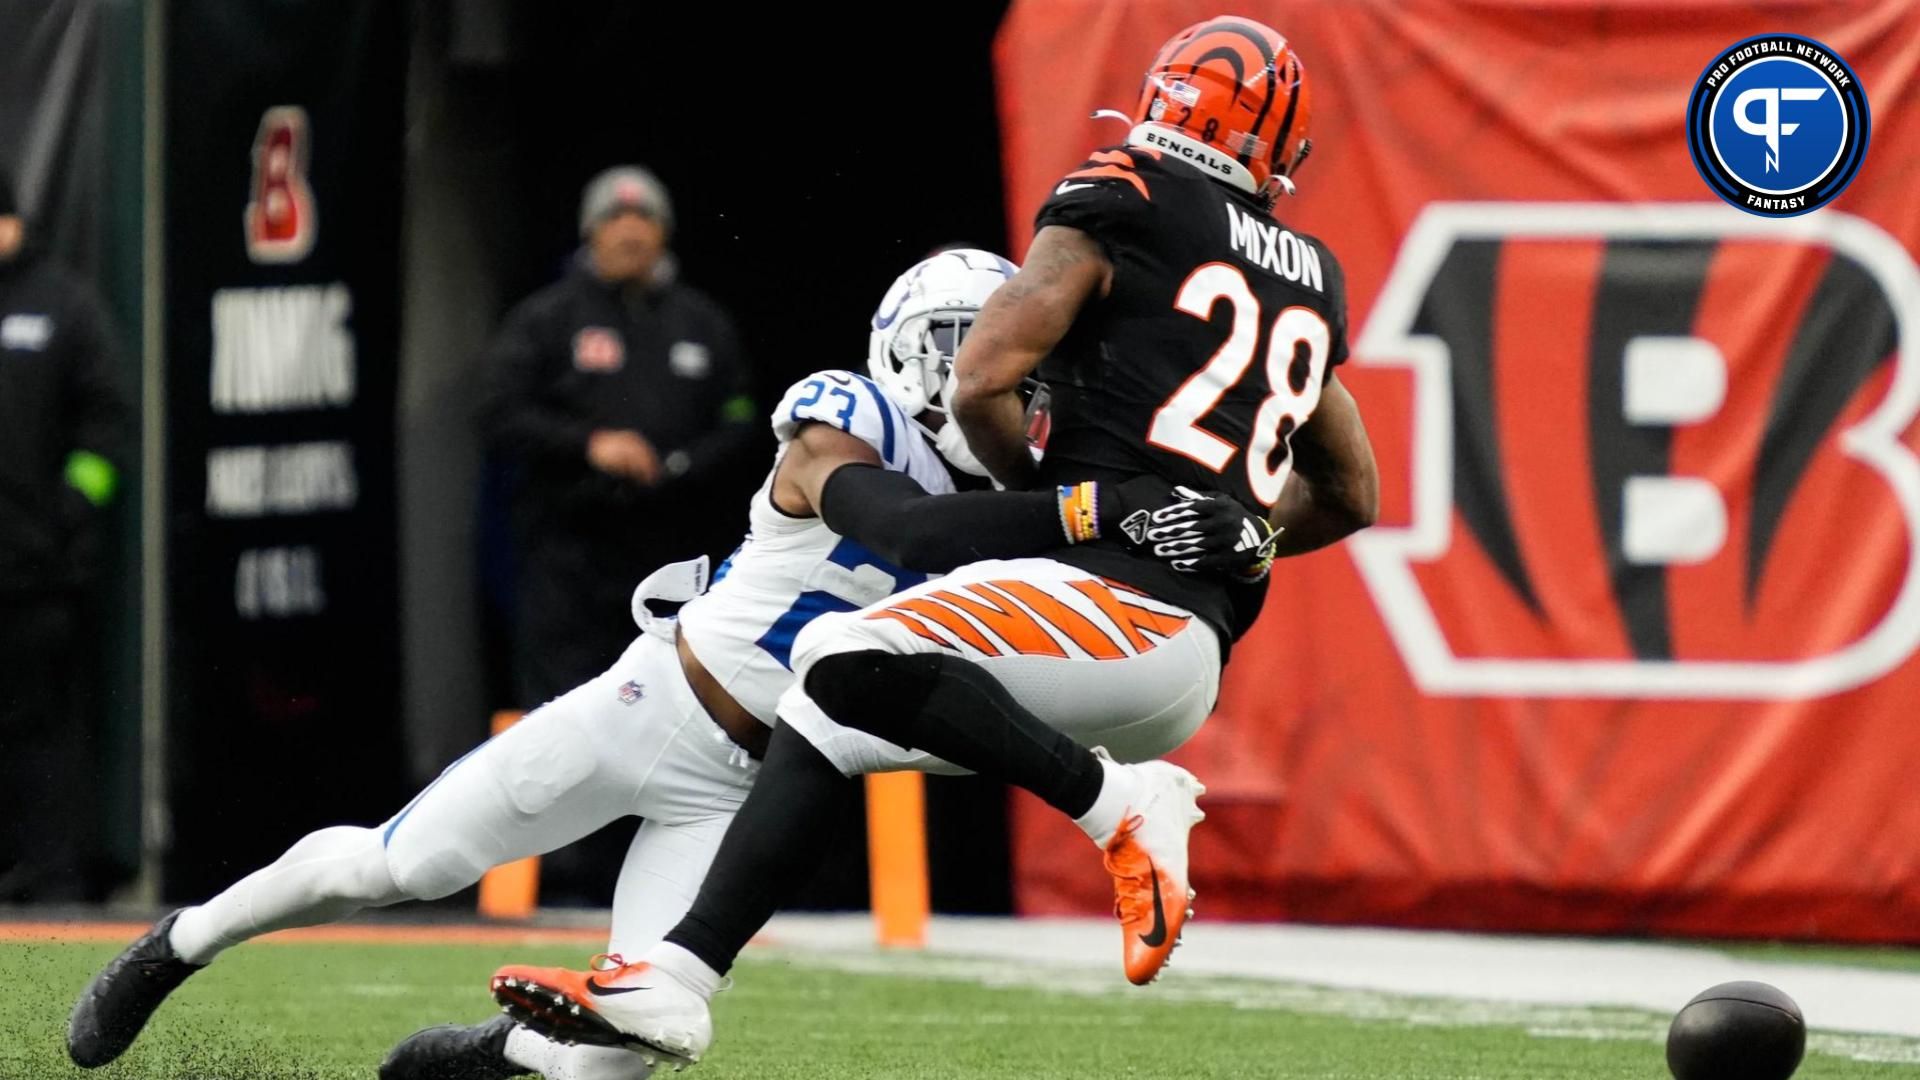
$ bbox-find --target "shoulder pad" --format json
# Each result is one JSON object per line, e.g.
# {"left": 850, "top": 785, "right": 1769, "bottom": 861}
{"left": 1051, "top": 147, "right": 1157, "bottom": 202}
{"left": 771, "top": 370, "right": 908, "bottom": 466}
{"left": 1036, "top": 148, "right": 1157, "bottom": 238}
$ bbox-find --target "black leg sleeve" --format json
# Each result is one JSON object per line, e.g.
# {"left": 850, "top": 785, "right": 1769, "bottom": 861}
{"left": 803, "top": 651, "right": 1105, "bottom": 819}
{"left": 662, "top": 723, "right": 856, "bottom": 975}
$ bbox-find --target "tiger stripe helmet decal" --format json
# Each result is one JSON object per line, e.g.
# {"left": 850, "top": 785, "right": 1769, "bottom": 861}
{"left": 1133, "top": 16, "right": 1313, "bottom": 203}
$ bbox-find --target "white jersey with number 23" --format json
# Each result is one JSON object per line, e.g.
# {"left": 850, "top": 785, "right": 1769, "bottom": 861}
{"left": 675, "top": 369, "right": 955, "bottom": 724}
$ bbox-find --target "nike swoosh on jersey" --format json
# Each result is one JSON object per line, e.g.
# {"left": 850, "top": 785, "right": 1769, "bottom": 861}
{"left": 1054, "top": 181, "right": 1096, "bottom": 194}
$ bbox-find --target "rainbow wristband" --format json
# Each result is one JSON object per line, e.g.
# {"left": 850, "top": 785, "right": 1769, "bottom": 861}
{"left": 1057, "top": 482, "right": 1101, "bottom": 544}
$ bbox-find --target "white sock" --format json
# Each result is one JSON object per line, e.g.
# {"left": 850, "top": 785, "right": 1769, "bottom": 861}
{"left": 167, "top": 825, "right": 403, "bottom": 966}
{"left": 1073, "top": 756, "right": 1140, "bottom": 847}
{"left": 643, "top": 941, "right": 724, "bottom": 999}
{"left": 505, "top": 1025, "right": 655, "bottom": 1079}
{"left": 166, "top": 906, "right": 219, "bottom": 966}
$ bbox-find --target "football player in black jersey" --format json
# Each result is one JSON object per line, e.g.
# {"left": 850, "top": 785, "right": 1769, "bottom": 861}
{"left": 958, "top": 14, "right": 1378, "bottom": 639}
{"left": 483, "top": 16, "right": 1376, "bottom": 1066}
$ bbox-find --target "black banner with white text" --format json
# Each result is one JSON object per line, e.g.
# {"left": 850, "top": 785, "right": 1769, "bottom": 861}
{"left": 162, "top": 0, "right": 406, "bottom": 896}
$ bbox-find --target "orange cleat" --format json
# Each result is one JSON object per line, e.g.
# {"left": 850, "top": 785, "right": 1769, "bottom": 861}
{"left": 490, "top": 954, "right": 711, "bottom": 1068}
{"left": 1101, "top": 761, "right": 1206, "bottom": 985}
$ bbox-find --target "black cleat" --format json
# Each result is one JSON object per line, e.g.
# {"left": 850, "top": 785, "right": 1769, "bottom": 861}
{"left": 379, "top": 1015, "right": 529, "bottom": 1080}
{"left": 66, "top": 909, "right": 205, "bottom": 1068}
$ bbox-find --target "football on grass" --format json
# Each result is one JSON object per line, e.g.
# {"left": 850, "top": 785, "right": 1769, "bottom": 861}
{"left": 1666, "top": 980, "right": 1806, "bottom": 1080}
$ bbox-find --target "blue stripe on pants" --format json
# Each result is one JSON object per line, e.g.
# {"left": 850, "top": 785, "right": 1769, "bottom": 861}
{"left": 382, "top": 741, "right": 488, "bottom": 847}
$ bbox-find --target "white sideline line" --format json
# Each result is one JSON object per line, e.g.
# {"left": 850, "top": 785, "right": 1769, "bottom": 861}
{"left": 754, "top": 914, "right": 1920, "bottom": 1060}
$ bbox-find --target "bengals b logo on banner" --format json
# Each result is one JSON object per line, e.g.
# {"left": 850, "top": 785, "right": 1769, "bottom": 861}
{"left": 1353, "top": 203, "right": 1920, "bottom": 700}
{"left": 244, "top": 106, "right": 316, "bottom": 265}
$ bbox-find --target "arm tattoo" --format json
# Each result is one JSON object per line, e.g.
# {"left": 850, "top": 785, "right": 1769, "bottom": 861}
{"left": 1003, "top": 228, "right": 1103, "bottom": 306}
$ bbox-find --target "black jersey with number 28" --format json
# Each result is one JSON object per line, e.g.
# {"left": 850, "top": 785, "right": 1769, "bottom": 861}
{"left": 1033, "top": 144, "right": 1351, "bottom": 648}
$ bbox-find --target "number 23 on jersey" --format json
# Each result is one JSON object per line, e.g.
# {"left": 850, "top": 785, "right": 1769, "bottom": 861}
{"left": 1147, "top": 262, "right": 1330, "bottom": 506}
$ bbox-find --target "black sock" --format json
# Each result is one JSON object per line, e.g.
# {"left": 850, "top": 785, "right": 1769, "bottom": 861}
{"left": 662, "top": 723, "right": 855, "bottom": 975}
{"left": 803, "top": 651, "right": 1106, "bottom": 819}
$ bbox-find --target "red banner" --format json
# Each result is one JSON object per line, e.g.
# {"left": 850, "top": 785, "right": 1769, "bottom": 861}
{"left": 999, "top": 0, "right": 1920, "bottom": 941}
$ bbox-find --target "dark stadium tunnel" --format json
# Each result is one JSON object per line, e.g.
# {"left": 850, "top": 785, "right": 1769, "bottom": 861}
{"left": 152, "top": 0, "right": 1021, "bottom": 914}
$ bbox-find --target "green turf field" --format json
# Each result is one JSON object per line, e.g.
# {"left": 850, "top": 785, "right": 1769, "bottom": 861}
{"left": 6, "top": 939, "right": 1918, "bottom": 1079}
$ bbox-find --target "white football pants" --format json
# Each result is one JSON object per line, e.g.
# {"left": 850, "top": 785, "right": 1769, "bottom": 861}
{"left": 166, "top": 631, "right": 757, "bottom": 1080}
{"left": 779, "top": 557, "right": 1221, "bottom": 776}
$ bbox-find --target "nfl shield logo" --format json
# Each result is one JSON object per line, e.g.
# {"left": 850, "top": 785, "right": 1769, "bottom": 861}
{"left": 617, "top": 680, "right": 644, "bottom": 705}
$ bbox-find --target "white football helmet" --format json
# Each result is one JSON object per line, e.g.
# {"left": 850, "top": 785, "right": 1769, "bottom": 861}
{"left": 868, "top": 248, "right": 1019, "bottom": 476}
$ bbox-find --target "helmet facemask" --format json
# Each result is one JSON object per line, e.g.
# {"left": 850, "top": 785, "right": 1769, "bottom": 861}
{"left": 874, "top": 307, "right": 1052, "bottom": 478}
{"left": 867, "top": 247, "right": 1038, "bottom": 478}
{"left": 880, "top": 304, "right": 977, "bottom": 418}
{"left": 881, "top": 306, "right": 995, "bottom": 476}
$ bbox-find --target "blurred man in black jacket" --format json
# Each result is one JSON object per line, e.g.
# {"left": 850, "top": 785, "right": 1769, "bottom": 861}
{"left": 479, "top": 166, "right": 755, "bottom": 710}
{"left": 0, "top": 166, "right": 132, "bottom": 901}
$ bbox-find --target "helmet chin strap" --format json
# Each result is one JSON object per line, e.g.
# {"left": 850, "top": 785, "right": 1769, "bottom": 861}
{"left": 935, "top": 421, "right": 991, "bottom": 477}
{"left": 1258, "top": 173, "right": 1297, "bottom": 210}
{"left": 912, "top": 412, "right": 991, "bottom": 478}
{"left": 910, "top": 363, "right": 990, "bottom": 478}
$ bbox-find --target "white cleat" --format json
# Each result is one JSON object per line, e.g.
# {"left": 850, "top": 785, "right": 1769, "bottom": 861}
{"left": 490, "top": 956, "right": 713, "bottom": 1065}
{"left": 1101, "top": 759, "right": 1207, "bottom": 986}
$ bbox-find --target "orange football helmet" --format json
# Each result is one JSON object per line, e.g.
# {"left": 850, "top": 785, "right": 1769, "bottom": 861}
{"left": 1131, "top": 16, "right": 1313, "bottom": 205}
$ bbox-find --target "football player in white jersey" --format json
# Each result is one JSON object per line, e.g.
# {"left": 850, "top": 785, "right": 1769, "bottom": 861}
{"left": 481, "top": 19, "right": 1376, "bottom": 1066}
{"left": 66, "top": 249, "right": 1266, "bottom": 1080}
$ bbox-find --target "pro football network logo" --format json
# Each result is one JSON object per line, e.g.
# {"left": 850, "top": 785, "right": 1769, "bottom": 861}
{"left": 1351, "top": 203, "right": 1920, "bottom": 700}
{"left": 1686, "top": 34, "right": 1869, "bottom": 218}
